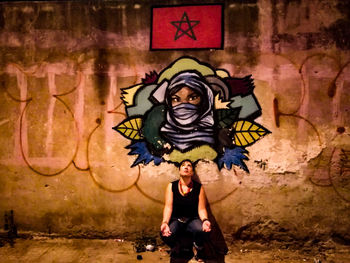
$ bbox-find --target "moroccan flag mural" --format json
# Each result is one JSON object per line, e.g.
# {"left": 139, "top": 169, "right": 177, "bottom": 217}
{"left": 151, "top": 4, "right": 224, "bottom": 50}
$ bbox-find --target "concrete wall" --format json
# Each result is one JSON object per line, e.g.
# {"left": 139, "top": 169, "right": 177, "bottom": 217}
{"left": 0, "top": 0, "right": 349, "bottom": 242}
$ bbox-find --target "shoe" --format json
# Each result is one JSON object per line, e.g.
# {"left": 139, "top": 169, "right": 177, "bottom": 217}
{"left": 170, "top": 246, "right": 194, "bottom": 260}
{"left": 195, "top": 250, "right": 205, "bottom": 262}
{"left": 170, "top": 245, "right": 181, "bottom": 258}
{"left": 195, "top": 256, "right": 205, "bottom": 262}
{"left": 180, "top": 247, "right": 194, "bottom": 260}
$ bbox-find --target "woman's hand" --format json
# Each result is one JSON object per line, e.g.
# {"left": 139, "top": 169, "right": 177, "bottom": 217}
{"left": 202, "top": 220, "right": 211, "bottom": 232}
{"left": 160, "top": 223, "right": 172, "bottom": 237}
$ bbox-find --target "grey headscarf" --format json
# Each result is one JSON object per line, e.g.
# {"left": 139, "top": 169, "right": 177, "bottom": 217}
{"left": 159, "top": 71, "right": 215, "bottom": 151}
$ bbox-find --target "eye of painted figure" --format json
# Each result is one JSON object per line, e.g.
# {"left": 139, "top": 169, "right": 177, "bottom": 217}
{"left": 188, "top": 94, "right": 199, "bottom": 102}
{"left": 171, "top": 86, "right": 201, "bottom": 107}
{"left": 171, "top": 96, "right": 180, "bottom": 103}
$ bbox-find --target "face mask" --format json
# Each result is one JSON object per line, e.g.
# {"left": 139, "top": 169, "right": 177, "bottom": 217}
{"left": 171, "top": 103, "right": 200, "bottom": 126}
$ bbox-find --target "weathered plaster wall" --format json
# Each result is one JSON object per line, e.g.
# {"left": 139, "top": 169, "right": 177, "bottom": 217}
{"left": 0, "top": 0, "right": 349, "bottom": 242}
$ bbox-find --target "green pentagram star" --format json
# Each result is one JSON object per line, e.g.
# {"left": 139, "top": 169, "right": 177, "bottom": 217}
{"left": 170, "top": 12, "right": 200, "bottom": 41}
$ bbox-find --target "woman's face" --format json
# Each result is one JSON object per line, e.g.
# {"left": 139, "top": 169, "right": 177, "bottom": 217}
{"left": 179, "top": 161, "right": 194, "bottom": 177}
{"left": 171, "top": 86, "right": 201, "bottom": 107}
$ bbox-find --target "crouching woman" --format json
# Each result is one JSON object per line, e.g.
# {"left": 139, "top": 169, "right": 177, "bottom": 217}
{"left": 160, "top": 160, "right": 211, "bottom": 261}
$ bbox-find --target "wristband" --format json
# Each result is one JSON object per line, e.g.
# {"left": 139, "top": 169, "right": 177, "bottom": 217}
{"left": 202, "top": 218, "right": 209, "bottom": 223}
{"left": 162, "top": 221, "right": 168, "bottom": 225}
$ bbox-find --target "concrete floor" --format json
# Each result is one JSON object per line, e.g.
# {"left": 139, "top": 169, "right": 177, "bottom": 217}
{"left": 1, "top": 237, "right": 350, "bottom": 263}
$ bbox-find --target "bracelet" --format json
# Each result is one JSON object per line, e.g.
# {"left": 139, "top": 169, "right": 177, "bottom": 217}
{"left": 202, "top": 218, "right": 209, "bottom": 223}
{"left": 162, "top": 221, "right": 168, "bottom": 225}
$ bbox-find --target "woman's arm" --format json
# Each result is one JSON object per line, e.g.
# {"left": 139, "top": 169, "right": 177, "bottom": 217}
{"left": 198, "top": 186, "right": 211, "bottom": 232}
{"left": 162, "top": 183, "right": 173, "bottom": 223}
{"left": 161, "top": 183, "right": 173, "bottom": 236}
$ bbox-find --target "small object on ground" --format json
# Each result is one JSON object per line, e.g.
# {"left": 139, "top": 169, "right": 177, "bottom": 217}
{"left": 134, "top": 236, "right": 157, "bottom": 252}
{"left": 134, "top": 243, "right": 146, "bottom": 253}
{"left": 137, "top": 254, "right": 143, "bottom": 260}
{"left": 146, "top": 244, "right": 155, "bottom": 251}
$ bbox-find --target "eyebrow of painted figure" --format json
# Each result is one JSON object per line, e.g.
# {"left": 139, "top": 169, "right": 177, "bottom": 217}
{"left": 188, "top": 92, "right": 199, "bottom": 98}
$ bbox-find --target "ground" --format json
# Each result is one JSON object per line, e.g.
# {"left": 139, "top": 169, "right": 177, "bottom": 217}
{"left": 1, "top": 236, "right": 350, "bottom": 263}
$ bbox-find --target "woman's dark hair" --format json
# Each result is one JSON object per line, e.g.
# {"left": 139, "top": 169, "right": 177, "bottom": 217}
{"left": 177, "top": 159, "right": 199, "bottom": 172}
{"left": 178, "top": 159, "right": 193, "bottom": 169}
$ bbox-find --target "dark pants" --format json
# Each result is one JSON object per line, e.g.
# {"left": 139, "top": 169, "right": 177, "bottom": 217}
{"left": 161, "top": 218, "right": 207, "bottom": 250}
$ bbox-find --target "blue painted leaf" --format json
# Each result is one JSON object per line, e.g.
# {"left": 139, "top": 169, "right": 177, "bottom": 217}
{"left": 126, "top": 141, "right": 164, "bottom": 167}
{"left": 218, "top": 147, "right": 249, "bottom": 172}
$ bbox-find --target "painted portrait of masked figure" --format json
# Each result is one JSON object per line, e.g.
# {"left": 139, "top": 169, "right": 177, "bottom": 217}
{"left": 152, "top": 71, "right": 215, "bottom": 152}
{"left": 113, "top": 56, "right": 270, "bottom": 172}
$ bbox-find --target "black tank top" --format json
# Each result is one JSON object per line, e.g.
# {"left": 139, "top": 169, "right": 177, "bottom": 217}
{"left": 171, "top": 180, "right": 201, "bottom": 219}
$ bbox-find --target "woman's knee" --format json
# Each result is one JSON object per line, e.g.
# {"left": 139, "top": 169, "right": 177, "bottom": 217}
{"left": 186, "top": 219, "right": 203, "bottom": 233}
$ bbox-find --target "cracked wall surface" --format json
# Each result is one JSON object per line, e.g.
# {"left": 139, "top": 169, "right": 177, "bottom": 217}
{"left": 0, "top": 0, "right": 349, "bottom": 242}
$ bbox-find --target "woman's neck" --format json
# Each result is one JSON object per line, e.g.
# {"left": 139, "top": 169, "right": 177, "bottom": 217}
{"left": 180, "top": 176, "right": 192, "bottom": 185}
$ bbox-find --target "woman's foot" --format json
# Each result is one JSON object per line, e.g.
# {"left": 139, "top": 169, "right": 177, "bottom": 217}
{"left": 170, "top": 245, "right": 193, "bottom": 260}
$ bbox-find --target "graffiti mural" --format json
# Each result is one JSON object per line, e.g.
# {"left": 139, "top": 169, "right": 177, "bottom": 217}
{"left": 113, "top": 57, "right": 270, "bottom": 172}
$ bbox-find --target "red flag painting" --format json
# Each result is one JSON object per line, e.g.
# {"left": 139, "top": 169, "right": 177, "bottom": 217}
{"left": 150, "top": 4, "right": 224, "bottom": 50}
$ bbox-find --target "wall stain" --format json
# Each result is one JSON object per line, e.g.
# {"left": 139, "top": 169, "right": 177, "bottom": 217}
{"left": 324, "top": 19, "right": 350, "bottom": 50}
{"left": 227, "top": 4, "right": 259, "bottom": 36}
{"left": 270, "top": 0, "right": 279, "bottom": 53}
{"left": 323, "top": 2, "right": 350, "bottom": 50}
{"left": 0, "top": 5, "right": 4, "bottom": 30}
{"left": 93, "top": 3, "right": 110, "bottom": 104}
{"left": 282, "top": 0, "right": 302, "bottom": 20}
